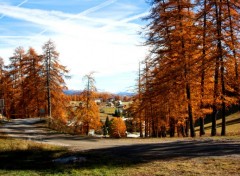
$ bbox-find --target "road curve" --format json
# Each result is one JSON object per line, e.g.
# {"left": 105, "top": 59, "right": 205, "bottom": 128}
{"left": 0, "top": 118, "right": 174, "bottom": 150}
{"left": 1, "top": 118, "right": 240, "bottom": 160}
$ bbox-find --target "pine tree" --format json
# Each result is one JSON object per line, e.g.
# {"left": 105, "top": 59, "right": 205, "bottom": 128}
{"left": 103, "top": 116, "right": 110, "bottom": 136}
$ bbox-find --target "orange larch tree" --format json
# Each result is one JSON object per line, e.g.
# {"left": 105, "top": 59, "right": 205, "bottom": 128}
{"left": 42, "top": 40, "right": 70, "bottom": 123}
{"left": 143, "top": 0, "right": 199, "bottom": 137}
{"left": 23, "top": 47, "right": 45, "bottom": 117}
{"left": 3, "top": 40, "right": 70, "bottom": 122}
{"left": 74, "top": 72, "right": 101, "bottom": 135}
{"left": 5, "top": 47, "right": 26, "bottom": 118}
{"left": 140, "top": 0, "right": 240, "bottom": 138}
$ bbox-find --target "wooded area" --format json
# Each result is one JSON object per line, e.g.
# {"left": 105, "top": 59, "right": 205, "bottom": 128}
{"left": 0, "top": 40, "right": 69, "bottom": 121}
{"left": 0, "top": 0, "right": 239, "bottom": 138}
{"left": 129, "top": 0, "right": 240, "bottom": 137}
{"left": 0, "top": 40, "right": 105, "bottom": 134}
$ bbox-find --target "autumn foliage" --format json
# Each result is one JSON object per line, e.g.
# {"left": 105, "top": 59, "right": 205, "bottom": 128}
{"left": 66, "top": 73, "right": 101, "bottom": 135}
{"left": 0, "top": 40, "right": 69, "bottom": 125}
{"left": 130, "top": 0, "right": 240, "bottom": 137}
{"left": 109, "top": 117, "right": 127, "bottom": 138}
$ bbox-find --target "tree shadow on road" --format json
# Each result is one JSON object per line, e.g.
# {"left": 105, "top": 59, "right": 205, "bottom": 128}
{"left": 82, "top": 139, "right": 240, "bottom": 166}
{"left": 0, "top": 137, "right": 239, "bottom": 174}
{"left": 1, "top": 118, "right": 240, "bottom": 174}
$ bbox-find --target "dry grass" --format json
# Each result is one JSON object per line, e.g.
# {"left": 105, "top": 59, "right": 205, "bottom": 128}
{"left": 195, "top": 112, "right": 240, "bottom": 135}
{"left": 123, "top": 157, "right": 240, "bottom": 176}
{"left": 0, "top": 137, "right": 53, "bottom": 151}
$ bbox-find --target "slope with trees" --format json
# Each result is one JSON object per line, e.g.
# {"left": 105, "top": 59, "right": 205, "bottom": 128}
{"left": 130, "top": 0, "right": 240, "bottom": 137}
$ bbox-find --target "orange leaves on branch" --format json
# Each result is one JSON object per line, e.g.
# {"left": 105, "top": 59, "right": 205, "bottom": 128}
{"left": 109, "top": 117, "right": 127, "bottom": 138}
{"left": 2, "top": 40, "right": 70, "bottom": 121}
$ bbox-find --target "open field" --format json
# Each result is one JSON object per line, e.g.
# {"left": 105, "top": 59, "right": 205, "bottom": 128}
{"left": 100, "top": 106, "right": 115, "bottom": 121}
{"left": 101, "top": 107, "right": 115, "bottom": 115}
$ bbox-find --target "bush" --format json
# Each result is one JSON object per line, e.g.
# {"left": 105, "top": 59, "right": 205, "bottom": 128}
{"left": 109, "top": 117, "right": 126, "bottom": 138}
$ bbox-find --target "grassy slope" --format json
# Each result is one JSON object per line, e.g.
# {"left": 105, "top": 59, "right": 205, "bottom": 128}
{"left": 195, "top": 112, "right": 240, "bottom": 135}
{"left": 100, "top": 107, "right": 115, "bottom": 121}
{"left": 99, "top": 107, "right": 240, "bottom": 135}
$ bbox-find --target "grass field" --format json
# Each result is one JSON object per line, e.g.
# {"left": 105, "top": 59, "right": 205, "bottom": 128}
{"left": 101, "top": 107, "right": 116, "bottom": 114}
{"left": 100, "top": 106, "right": 115, "bottom": 121}
{"left": 195, "top": 112, "right": 240, "bottom": 135}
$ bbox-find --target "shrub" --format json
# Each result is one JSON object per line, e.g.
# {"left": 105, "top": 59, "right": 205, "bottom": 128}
{"left": 109, "top": 117, "right": 126, "bottom": 138}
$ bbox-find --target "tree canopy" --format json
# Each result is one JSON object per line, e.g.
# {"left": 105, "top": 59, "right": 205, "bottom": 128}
{"left": 130, "top": 0, "right": 240, "bottom": 137}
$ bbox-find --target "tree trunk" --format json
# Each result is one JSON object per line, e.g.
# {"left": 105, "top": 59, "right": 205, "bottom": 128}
{"left": 220, "top": 42, "right": 226, "bottom": 136}
{"left": 200, "top": 117, "right": 205, "bottom": 136}
{"left": 211, "top": 105, "right": 217, "bottom": 136}
{"left": 215, "top": 0, "right": 226, "bottom": 136}
{"left": 144, "top": 108, "right": 149, "bottom": 137}
{"left": 139, "top": 111, "right": 143, "bottom": 138}
{"left": 169, "top": 117, "right": 175, "bottom": 137}
{"left": 211, "top": 0, "right": 224, "bottom": 136}
{"left": 138, "top": 62, "right": 143, "bottom": 138}
{"left": 186, "top": 83, "right": 195, "bottom": 137}
{"left": 221, "top": 102, "right": 226, "bottom": 136}
{"left": 177, "top": 0, "right": 195, "bottom": 137}
{"left": 185, "top": 119, "right": 189, "bottom": 137}
{"left": 226, "top": 0, "right": 239, "bottom": 111}
{"left": 199, "top": 0, "right": 207, "bottom": 137}
{"left": 46, "top": 49, "right": 51, "bottom": 118}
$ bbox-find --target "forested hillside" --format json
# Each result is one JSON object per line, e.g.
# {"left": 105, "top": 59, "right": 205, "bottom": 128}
{"left": 130, "top": 0, "right": 240, "bottom": 137}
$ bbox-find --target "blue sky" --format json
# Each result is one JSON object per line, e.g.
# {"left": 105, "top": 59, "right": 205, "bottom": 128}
{"left": 0, "top": 0, "right": 150, "bottom": 93}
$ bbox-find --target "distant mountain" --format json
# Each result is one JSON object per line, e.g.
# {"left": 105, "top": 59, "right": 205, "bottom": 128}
{"left": 64, "top": 90, "right": 135, "bottom": 96}
{"left": 63, "top": 90, "right": 81, "bottom": 95}
{"left": 116, "top": 92, "right": 135, "bottom": 97}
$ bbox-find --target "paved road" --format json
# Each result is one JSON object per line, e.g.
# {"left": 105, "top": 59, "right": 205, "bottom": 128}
{"left": 1, "top": 118, "right": 240, "bottom": 160}
{"left": 0, "top": 118, "right": 174, "bottom": 150}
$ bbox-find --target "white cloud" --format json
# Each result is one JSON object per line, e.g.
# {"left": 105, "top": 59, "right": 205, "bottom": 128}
{"left": 0, "top": 0, "right": 149, "bottom": 92}
{"left": 0, "top": 0, "right": 28, "bottom": 17}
